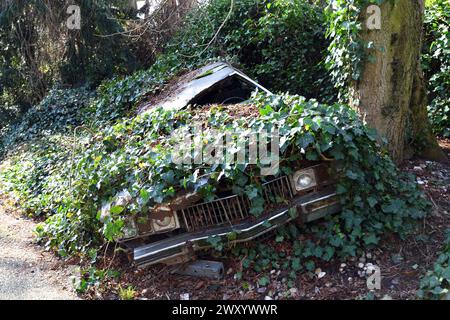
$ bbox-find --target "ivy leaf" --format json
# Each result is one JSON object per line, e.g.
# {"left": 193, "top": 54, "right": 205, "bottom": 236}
{"left": 291, "top": 257, "right": 301, "bottom": 271}
{"left": 305, "top": 150, "right": 319, "bottom": 160}
{"left": 382, "top": 199, "right": 405, "bottom": 213}
{"left": 110, "top": 205, "right": 124, "bottom": 215}
{"left": 367, "top": 196, "right": 378, "bottom": 208}
{"left": 305, "top": 260, "right": 315, "bottom": 272}
{"left": 441, "top": 266, "right": 450, "bottom": 280}
{"left": 140, "top": 189, "right": 150, "bottom": 204}
{"left": 296, "top": 133, "right": 315, "bottom": 149}
{"left": 363, "top": 234, "right": 378, "bottom": 245}
{"left": 258, "top": 276, "right": 270, "bottom": 286}
{"left": 245, "top": 186, "right": 259, "bottom": 200}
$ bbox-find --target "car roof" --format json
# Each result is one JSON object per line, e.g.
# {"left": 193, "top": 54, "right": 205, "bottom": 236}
{"left": 140, "top": 62, "right": 272, "bottom": 113}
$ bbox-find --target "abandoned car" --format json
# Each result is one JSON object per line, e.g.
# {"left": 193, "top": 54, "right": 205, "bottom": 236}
{"left": 119, "top": 62, "right": 342, "bottom": 266}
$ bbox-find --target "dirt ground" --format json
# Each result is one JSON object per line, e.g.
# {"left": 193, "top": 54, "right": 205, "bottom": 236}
{"left": 0, "top": 196, "right": 79, "bottom": 300}
{"left": 0, "top": 139, "right": 448, "bottom": 300}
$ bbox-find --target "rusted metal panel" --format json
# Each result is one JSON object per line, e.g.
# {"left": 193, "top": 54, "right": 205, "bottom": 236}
{"left": 173, "top": 260, "right": 224, "bottom": 280}
{"left": 141, "top": 62, "right": 272, "bottom": 112}
{"left": 180, "top": 194, "right": 251, "bottom": 232}
{"left": 133, "top": 187, "right": 341, "bottom": 266}
{"left": 178, "top": 175, "right": 295, "bottom": 233}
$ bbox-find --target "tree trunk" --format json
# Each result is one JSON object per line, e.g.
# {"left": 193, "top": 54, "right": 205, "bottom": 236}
{"left": 350, "top": 0, "right": 445, "bottom": 163}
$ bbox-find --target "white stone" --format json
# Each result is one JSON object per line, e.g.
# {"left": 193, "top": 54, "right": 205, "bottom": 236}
{"left": 180, "top": 293, "right": 190, "bottom": 300}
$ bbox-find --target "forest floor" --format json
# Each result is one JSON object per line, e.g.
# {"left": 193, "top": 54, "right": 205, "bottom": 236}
{"left": 0, "top": 139, "right": 448, "bottom": 300}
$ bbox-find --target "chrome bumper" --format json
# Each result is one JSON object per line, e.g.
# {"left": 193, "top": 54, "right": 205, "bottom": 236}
{"left": 134, "top": 188, "right": 341, "bottom": 266}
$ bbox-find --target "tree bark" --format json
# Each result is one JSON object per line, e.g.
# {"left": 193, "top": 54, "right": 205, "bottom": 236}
{"left": 350, "top": 0, "right": 445, "bottom": 163}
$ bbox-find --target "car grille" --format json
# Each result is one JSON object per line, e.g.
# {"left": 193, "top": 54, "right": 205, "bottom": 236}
{"left": 178, "top": 175, "right": 294, "bottom": 232}
{"left": 262, "top": 175, "right": 294, "bottom": 203}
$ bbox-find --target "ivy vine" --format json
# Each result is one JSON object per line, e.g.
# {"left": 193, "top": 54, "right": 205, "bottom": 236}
{"left": 325, "top": 0, "right": 385, "bottom": 102}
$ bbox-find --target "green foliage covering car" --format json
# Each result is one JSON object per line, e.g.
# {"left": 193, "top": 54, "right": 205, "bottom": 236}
{"left": 107, "top": 62, "right": 342, "bottom": 266}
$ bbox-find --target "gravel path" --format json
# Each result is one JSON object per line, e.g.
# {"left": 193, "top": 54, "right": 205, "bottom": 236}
{"left": 0, "top": 198, "right": 79, "bottom": 300}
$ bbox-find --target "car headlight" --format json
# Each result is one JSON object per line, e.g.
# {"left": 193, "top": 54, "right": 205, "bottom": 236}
{"left": 120, "top": 211, "right": 180, "bottom": 241}
{"left": 292, "top": 168, "right": 317, "bottom": 191}
{"left": 152, "top": 213, "right": 180, "bottom": 233}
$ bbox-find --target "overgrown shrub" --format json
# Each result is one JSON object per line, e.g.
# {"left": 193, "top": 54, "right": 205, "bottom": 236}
{"left": 91, "top": 54, "right": 193, "bottom": 123}
{"left": 423, "top": 0, "right": 450, "bottom": 137}
{"left": 167, "top": 0, "right": 336, "bottom": 102}
{"left": 1, "top": 93, "right": 430, "bottom": 263}
{"left": 0, "top": 0, "right": 432, "bottom": 278}
{"left": 0, "top": 87, "right": 96, "bottom": 156}
{"left": 418, "top": 229, "right": 450, "bottom": 299}
{"left": 0, "top": 0, "right": 147, "bottom": 123}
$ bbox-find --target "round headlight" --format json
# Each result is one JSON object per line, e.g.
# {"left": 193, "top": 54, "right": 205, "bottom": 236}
{"left": 297, "top": 174, "right": 313, "bottom": 188}
{"left": 154, "top": 216, "right": 172, "bottom": 227}
{"left": 292, "top": 168, "right": 317, "bottom": 191}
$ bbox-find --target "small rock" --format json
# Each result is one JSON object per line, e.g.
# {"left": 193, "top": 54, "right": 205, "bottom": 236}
{"left": 264, "top": 296, "right": 273, "bottom": 300}
{"left": 141, "top": 289, "right": 148, "bottom": 295}
{"left": 340, "top": 263, "right": 347, "bottom": 268}
{"left": 412, "top": 264, "right": 419, "bottom": 270}
{"left": 366, "top": 253, "right": 372, "bottom": 259}
{"left": 314, "top": 268, "right": 326, "bottom": 279}
{"left": 381, "top": 294, "right": 393, "bottom": 300}
{"left": 289, "top": 288, "right": 298, "bottom": 295}
{"left": 223, "top": 294, "right": 230, "bottom": 300}
{"left": 257, "top": 287, "right": 267, "bottom": 294}
{"left": 180, "top": 293, "right": 190, "bottom": 300}
{"left": 359, "top": 256, "right": 366, "bottom": 263}
{"left": 413, "top": 166, "right": 423, "bottom": 171}
{"left": 358, "top": 262, "right": 364, "bottom": 269}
